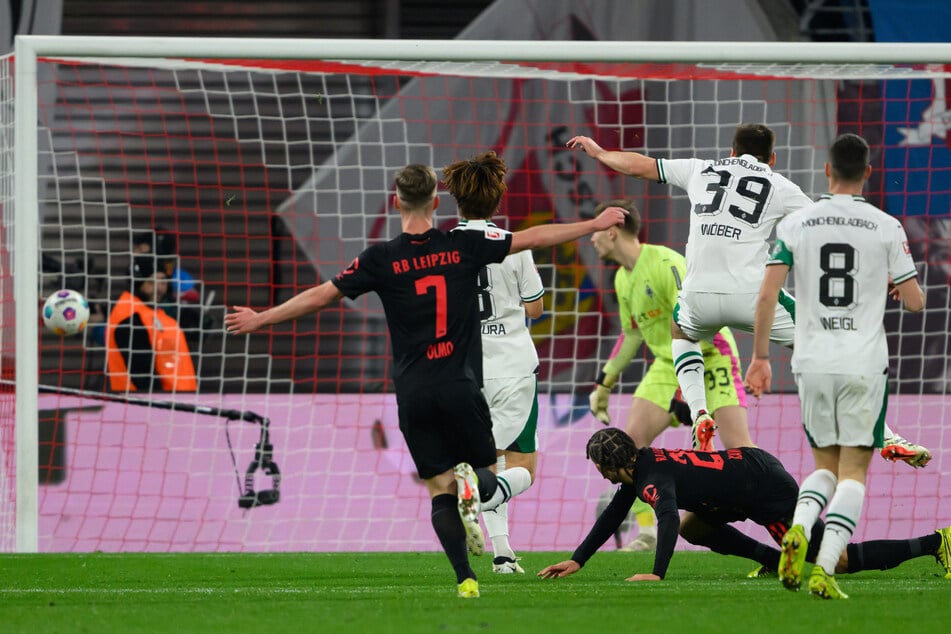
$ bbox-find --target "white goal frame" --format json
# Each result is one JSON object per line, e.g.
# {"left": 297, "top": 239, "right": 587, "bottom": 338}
{"left": 12, "top": 35, "right": 951, "bottom": 552}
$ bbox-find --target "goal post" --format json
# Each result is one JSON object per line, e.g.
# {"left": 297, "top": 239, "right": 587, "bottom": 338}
{"left": 4, "top": 36, "right": 950, "bottom": 553}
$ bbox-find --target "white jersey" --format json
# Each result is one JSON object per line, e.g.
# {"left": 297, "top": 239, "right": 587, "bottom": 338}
{"left": 453, "top": 219, "right": 544, "bottom": 378}
{"left": 658, "top": 154, "right": 813, "bottom": 294}
{"left": 769, "top": 194, "right": 918, "bottom": 375}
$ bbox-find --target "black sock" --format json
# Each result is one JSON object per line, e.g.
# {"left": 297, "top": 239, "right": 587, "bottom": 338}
{"left": 475, "top": 467, "right": 498, "bottom": 502}
{"left": 431, "top": 493, "right": 474, "bottom": 583}
{"left": 691, "top": 524, "right": 780, "bottom": 569}
{"left": 846, "top": 533, "right": 941, "bottom": 573}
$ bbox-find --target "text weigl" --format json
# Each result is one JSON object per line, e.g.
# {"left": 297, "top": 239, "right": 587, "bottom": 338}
{"left": 820, "top": 316, "right": 855, "bottom": 331}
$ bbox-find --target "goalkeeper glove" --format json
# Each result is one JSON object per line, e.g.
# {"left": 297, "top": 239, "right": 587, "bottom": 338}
{"left": 668, "top": 398, "right": 691, "bottom": 428}
{"left": 589, "top": 371, "right": 618, "bottom": 425}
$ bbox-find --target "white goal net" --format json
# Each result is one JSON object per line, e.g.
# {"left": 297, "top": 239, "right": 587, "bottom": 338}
{"left": 1, "top": 38, "right": 949, "bottom": 552}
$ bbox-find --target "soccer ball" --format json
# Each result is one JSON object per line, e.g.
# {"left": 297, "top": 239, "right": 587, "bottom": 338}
{"left": 42, "top": 289, "right": 90, "bottom": 336}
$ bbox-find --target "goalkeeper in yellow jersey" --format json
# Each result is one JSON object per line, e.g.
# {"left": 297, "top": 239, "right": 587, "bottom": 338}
{"left": 587, "top": 199, "right": 754, "bottom": 551}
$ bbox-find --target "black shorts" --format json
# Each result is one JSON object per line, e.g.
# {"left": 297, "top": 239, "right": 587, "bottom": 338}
{"left": 691, "top": 448, "right": 823, "bottom": 560}
{"left": 693, "top": 448, "right": 799, "bottom": 529}
{"left": 397, "top": 378, "right": 497, "bottom": 480}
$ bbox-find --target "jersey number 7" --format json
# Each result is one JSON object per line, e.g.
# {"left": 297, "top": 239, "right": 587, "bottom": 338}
{"left": 415, "top": 275, "right": 448, "bottom": 338}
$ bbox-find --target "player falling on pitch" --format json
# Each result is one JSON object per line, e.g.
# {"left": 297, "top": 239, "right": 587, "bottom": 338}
{"left": 586, "top": 198, "right": 752, "bottom": 552}
{"left": 538, "top": 428, "right": 951, "bottom": 586}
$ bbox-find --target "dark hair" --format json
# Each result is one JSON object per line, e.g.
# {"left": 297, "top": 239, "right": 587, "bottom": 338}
{"left": 394, "top": 164, "right": 437, "bottom": 208}
{"left": 732, "top": 124, "right": 775, "bottom": 164}
{"left": 133, "top": 228, "right": 177, "bottom": 256}
{"left": 130, "top": 254, "right": 162, "bottom": 300}
{"left": 593, "top": 199, "right": 641, "bottom": 236}
{"left": 586, "top": 428, "right": 638, "bottom": 472}
{"left": 442, "top": 151, "right": 508, "bottom": 219}
{"left": 829, "top": 133, "right": 870, "bottom": 183}
{"left": 133, "top": 231, "right": 155, "bottom": 250}
{"left": 132, "top": 254, "right": 157, "bottom": 281}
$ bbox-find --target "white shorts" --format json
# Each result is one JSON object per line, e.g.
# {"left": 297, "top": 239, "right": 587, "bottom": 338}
{"left": 482, "top": 374, "right": 539, "bottom": 453}
{"left": 674, "top": 290, "right": 796, "bottom": 347}
{"left": 795, "top": 372, "right": 888, "bottom": 449}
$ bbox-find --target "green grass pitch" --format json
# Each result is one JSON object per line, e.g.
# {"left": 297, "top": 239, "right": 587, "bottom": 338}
{"left": 1, "top": 551, "right": 948, "bottom": 633}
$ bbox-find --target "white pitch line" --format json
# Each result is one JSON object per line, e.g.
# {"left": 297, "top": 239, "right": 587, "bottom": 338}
{"left": 0, "top": 586, "right": 402, "bottom": 595}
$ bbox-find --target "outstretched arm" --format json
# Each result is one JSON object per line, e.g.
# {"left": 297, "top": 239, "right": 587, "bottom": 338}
{"left": 537, "top": 559, "right": 581, "bottom": 579}
{"left": 509, "top": 206, "right": 626, "bottom": 254}
{"left": 567, "top": 135, "right": 659, "bottom": 181}
{"left": 225, "top": 280, "right": 344, "bottom": 335}
{"left": 635, "top": 499, "right": 680, "bottom": 581}
{"left": 893, "top": 277, "right": 925, "bottom": 313}
{"left": 589, "top": 330, "right": 643, "bottom": 425}
{"left": 539, "top": 484, "right": 637, "bottom": 579}
{"left": 523, "top": 297, "right": 544, "bottom": 319}
{"left": 541, "top": 483, "right": 677, "bottom": 582}
{"left": 744, "top": 264, "right": 788, "bottom": 398}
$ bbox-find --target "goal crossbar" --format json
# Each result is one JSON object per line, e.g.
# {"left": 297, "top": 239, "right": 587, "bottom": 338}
{"left": 15, "top": 36, "right": 951, "bottom": 64}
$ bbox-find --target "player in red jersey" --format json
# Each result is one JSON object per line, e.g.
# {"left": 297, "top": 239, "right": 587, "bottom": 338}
{"left": 539, "top": 428, "right": 951, "bottom": 586}
{"left": 226, "top": 163, "right": 626, "bottom": 598}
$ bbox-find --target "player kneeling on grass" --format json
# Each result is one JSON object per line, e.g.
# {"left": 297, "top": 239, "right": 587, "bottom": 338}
{"left": 538, "top": 428, "right": 951, "bottom": 587}
{"left": 586, "top": 198, "right": 754, "bottom": 551}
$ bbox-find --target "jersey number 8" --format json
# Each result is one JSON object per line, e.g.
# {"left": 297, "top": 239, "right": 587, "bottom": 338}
{"left": 819, "top": 243, "right": 857, "bottom": 309}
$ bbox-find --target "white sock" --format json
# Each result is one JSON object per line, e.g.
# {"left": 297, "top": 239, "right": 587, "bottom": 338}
{"left": 815, "top": 479, "right": 866, "bottom": 575}
{"left": 792, "top": 469, "right": 837, "bottom": 532}
{"left": 672, "top": 338, "right": 708, "bottom": 420}
{"left": 481, "top": 466, "right": 531, "bottom": 512}
{"left": 483, "top": 503, "right": 514, "bottom": 559}
{"left": 482, "top": 455, "right": 514, "bottom": 558}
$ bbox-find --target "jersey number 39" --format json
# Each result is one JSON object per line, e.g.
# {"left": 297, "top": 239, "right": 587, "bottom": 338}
{"left": 693, "top": 166, "right": 773, "bottom": 226}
